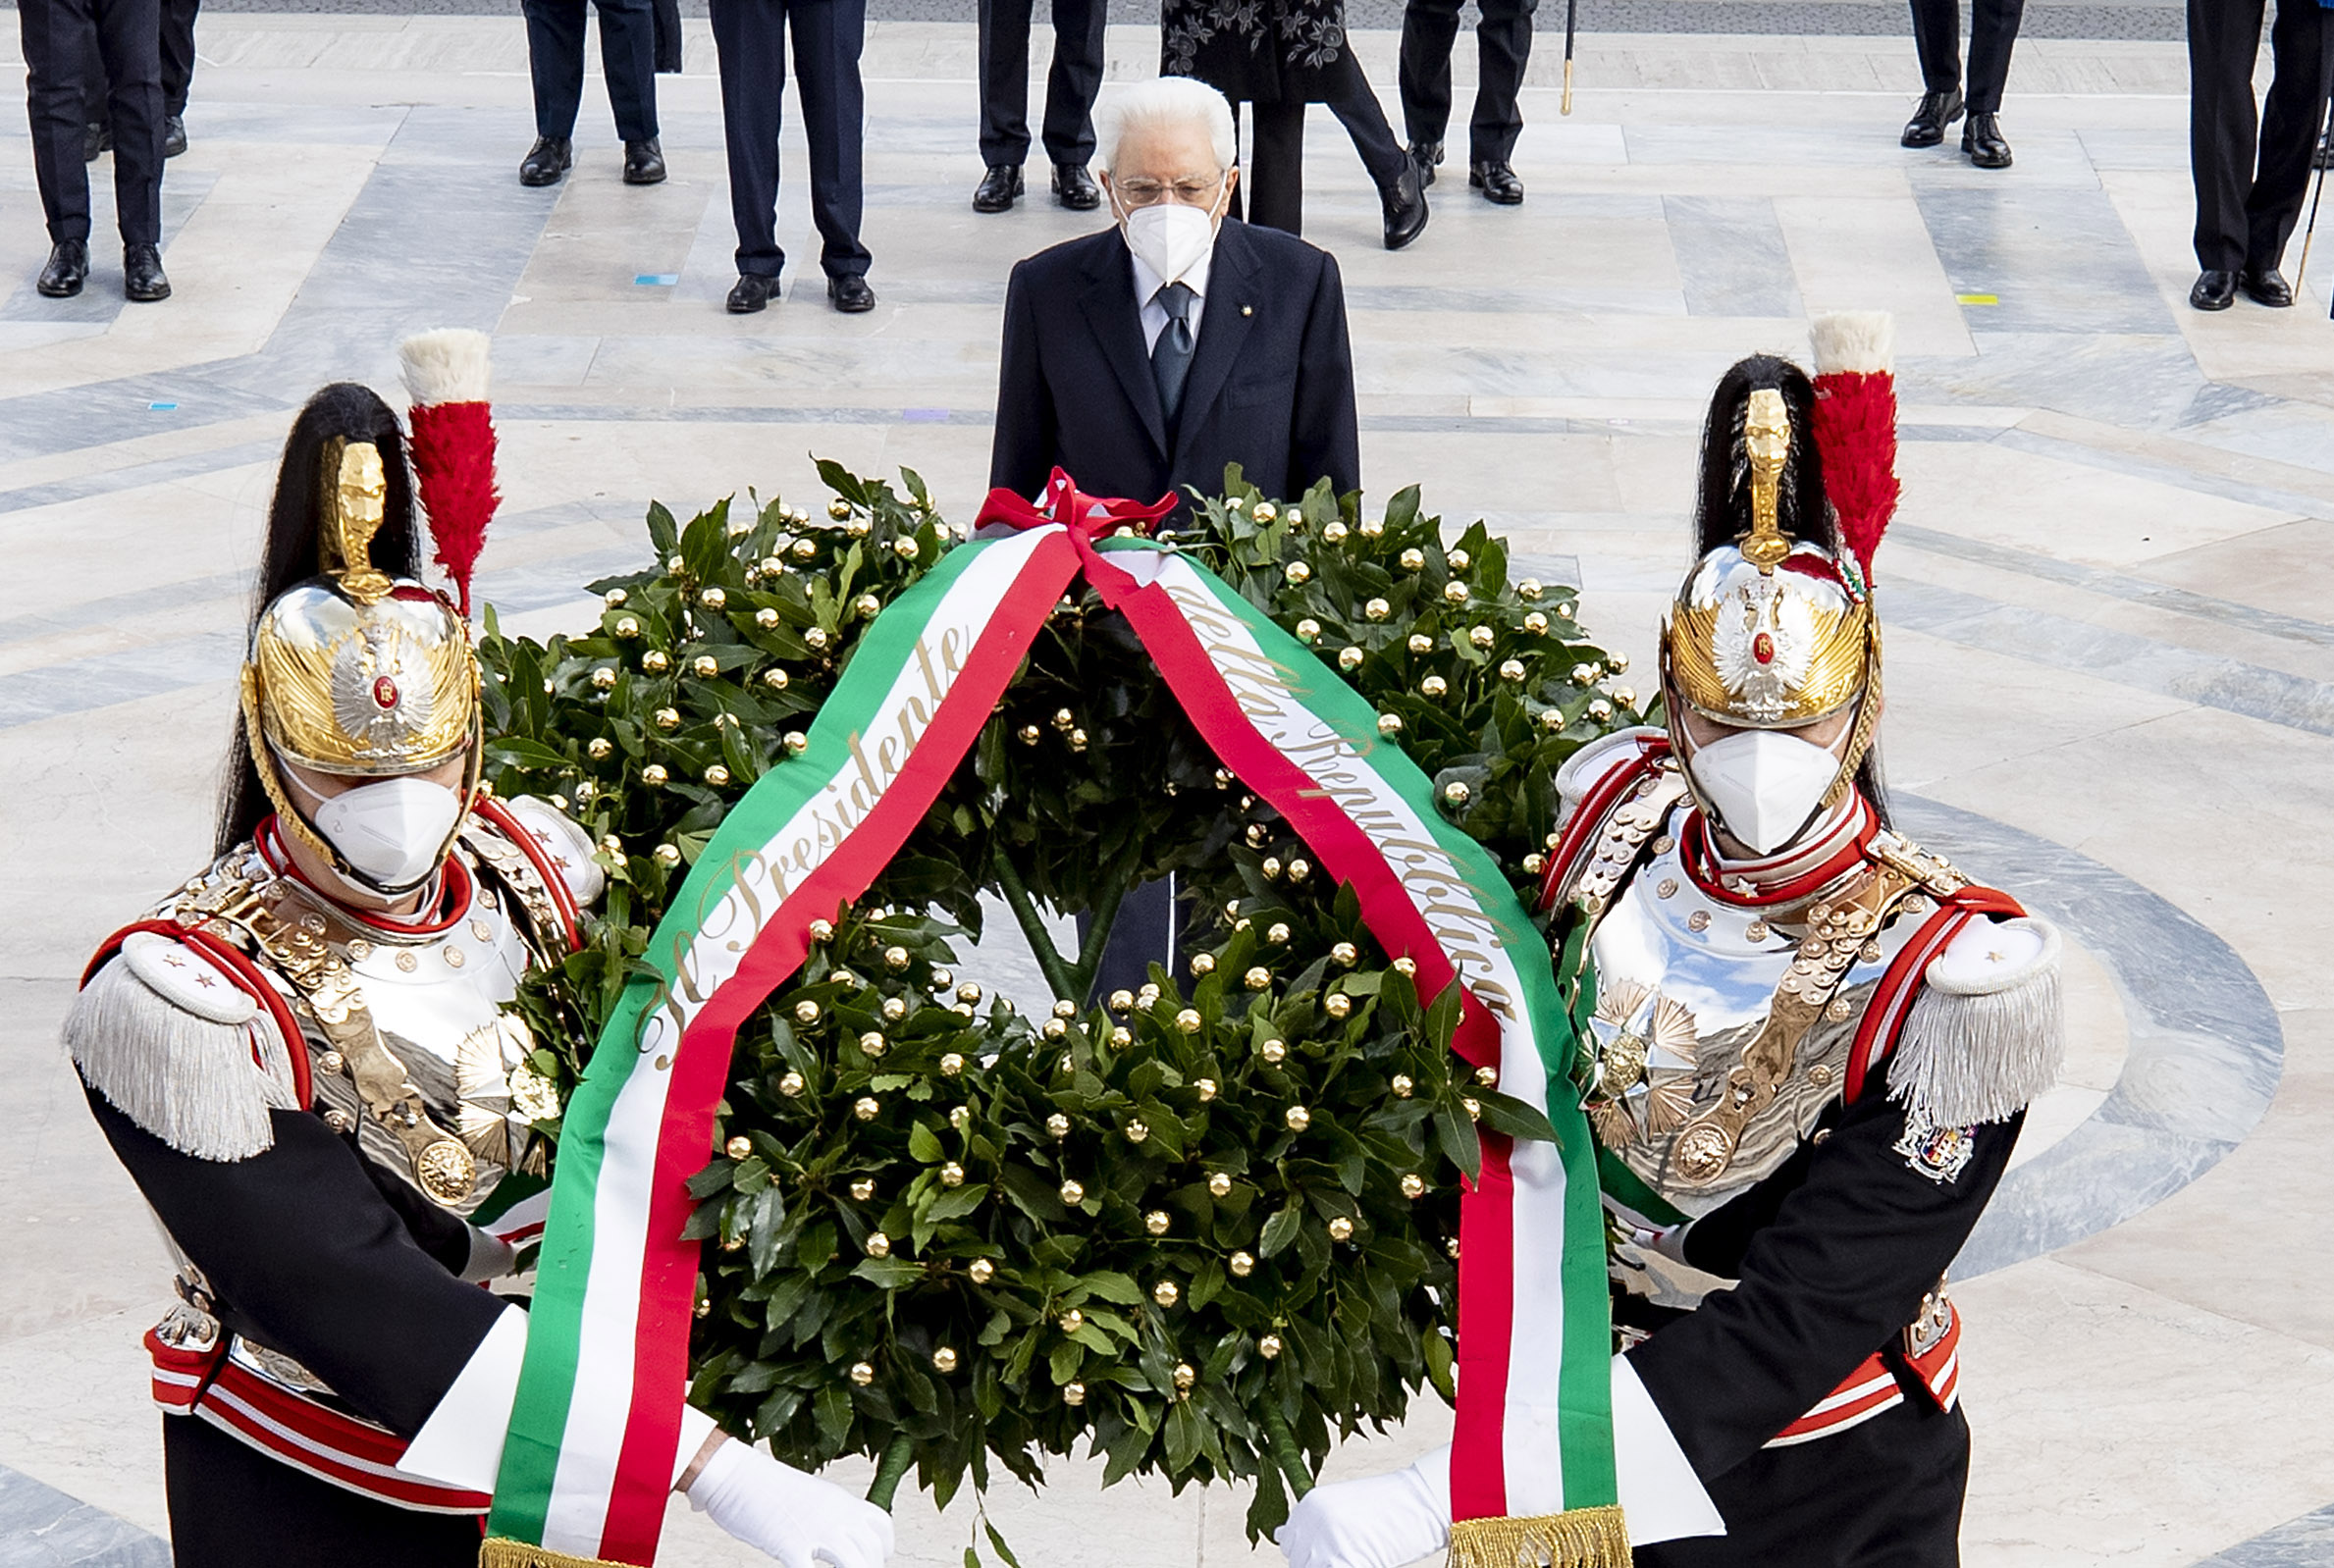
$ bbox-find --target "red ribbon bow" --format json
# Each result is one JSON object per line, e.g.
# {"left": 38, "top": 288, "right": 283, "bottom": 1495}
{"left": 974, "top": 467, "right": 1178, "bottom": 544}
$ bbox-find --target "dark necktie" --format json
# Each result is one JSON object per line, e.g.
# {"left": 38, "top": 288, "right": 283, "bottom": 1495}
{"left": 1150, "top": 282, "right": 1196, "bottom": 425}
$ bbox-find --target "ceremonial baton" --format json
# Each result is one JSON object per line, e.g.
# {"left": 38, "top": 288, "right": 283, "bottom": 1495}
{"left": 1561, "top": 0, "right": 1578, "bottom": 114}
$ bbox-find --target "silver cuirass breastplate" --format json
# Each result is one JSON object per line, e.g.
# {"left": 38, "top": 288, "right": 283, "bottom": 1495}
{"left": 1585, "top": 805, "right": 1936, "bottom": 1217}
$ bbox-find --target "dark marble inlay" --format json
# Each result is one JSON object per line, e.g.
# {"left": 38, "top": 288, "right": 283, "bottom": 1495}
{"left": 0, "top": 1463, "right": 168, "bottom": 1565}
{"left": 1892, "top": 796, "right": 2284, "bottom": 1280}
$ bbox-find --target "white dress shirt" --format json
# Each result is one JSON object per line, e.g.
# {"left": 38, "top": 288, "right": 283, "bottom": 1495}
{"left": 1130, "top": 241, "right": 1212, "bottom": 352}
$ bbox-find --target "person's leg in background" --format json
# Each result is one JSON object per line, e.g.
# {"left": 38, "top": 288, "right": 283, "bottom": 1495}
{"left": 158, "top": 0, "right": 194, "bottom": 154}
{"left": 2241, "top": 0, "right": 2333, "bottom": 295}
{"left": 1246, "top": 92, "right": 1305, "bottom": 235}
{"left": 92, "top": 0, "right": 166, "bottom": 298}
{"left": 974, "top": 0, "right": 1034, "bottom": 209}
{"left": 788, "top": 0, "right": 875, "bottom": 307}
{"left": 1321, "top": 50, "right": 1429, "bottom": 245}
{"left": 1397, "top": 0, "right": 1461, "bottom": 179}
{"left": 710, "top": 0, "right": 789, "bottom": 309}
{"left": 1464, "top": 0, "right": 1532, "bottom": 198}
{"left": 1958, "top": 0, "right": 2022, "bottom": 166}
{"left": 519, "top": 0, "right": 586, "bottom": 183}
{"left": 591, "top": 0, "right": 664, "bottom": 182}
{"left": 1037, "top": 0, "right": 1105, "bottom": 206}
{"left": 22, "top": 0, "right": 99, "bottom": 293}
{"left": 2185, "top": 0, "right": 2265, "bottom": 303}
{"left": 1901, "top": 0, "right": 1966, "bottom": 147}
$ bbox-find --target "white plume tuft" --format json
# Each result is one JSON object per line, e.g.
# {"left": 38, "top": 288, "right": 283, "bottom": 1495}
{"left": 399, "top": 328, "right": 493, "bottom": 407}
{"left": 1809, "top": 311, "right": 1895, "bottom": 376}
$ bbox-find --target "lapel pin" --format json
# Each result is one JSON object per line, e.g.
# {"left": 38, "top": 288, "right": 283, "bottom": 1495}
{"left": 1241, "top": 304, "right": 1253, "bottom": 317}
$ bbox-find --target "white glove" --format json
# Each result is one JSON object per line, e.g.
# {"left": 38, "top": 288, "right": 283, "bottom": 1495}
{"left": 1277, "top": 1445, "right": 1451, "bottom": 1568}
{"left": 685, "top": 1436, "right": 896, "bottom": 1568}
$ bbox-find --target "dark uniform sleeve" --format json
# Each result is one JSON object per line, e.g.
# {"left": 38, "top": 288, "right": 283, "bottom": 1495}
{"left": 84, "top": 1083, "right": 508, "bottom": 1438}
{"left": 989, "top": 258, "right": 1055, "bottom": 498}
{"left": 1626, "top": 1088, "right": 2025, "bottom": 1486}
{"left": 1290, "top": 248, "right": 1360, "bottom": 498}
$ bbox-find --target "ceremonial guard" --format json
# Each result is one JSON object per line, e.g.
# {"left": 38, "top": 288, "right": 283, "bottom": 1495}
{"left": 64, "top": 340, "right": 894, "bottom": 1568}
{"left": 1276, "top": 315, "right": 2062, "bottom": 1567}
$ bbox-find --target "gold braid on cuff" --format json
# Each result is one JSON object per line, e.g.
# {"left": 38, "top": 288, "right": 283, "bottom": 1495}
{"left": 1447, "top": 1506, "right": 1632, "bottom": 1568}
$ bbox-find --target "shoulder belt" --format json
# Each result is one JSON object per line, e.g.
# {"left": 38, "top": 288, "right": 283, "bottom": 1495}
{"left": 1843, "top": 877, "right": 2025, "bottom": 1108}
{"left": 464, "top": 796, "right": 582, "bottom": 954}
{"left": 84, "top": 919, "right": 313, "bottom": 1111}
{"left": 1536, "top": 738, "right": 1683, "bottom": 916}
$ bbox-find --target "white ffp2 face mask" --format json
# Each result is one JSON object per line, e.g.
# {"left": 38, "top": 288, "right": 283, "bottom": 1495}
{"left": 290, "top": 772, "right": 464, "bottom": 890}
{"left": 1685, "top": 728, "right": 1843, "bottom": 856}
{"left": 1119, "top": 195, "right": 1220, "bottom": 287}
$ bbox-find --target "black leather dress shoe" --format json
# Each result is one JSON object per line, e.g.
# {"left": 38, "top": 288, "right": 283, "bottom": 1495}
{"left": 83, "top": 122, "right": 110, "bottom": 161}
{"left": 163, "top": 114, "right": 186, "bottom": 158}
{"left": 623, "top": 138, "right": 665, "bottom": 184}
{"left": 36, "top": 240, "right": 87, "bottom": 298}
{"left": 519, "top": 136, "right": 572, "bottom": 186}
{"left": 1408, "top": 138, "right": 1443, "bottom": 187}
{"left": 1469, "top": 160, "right": 1524, "bottom": 204}
{"left": 1901, "top": 88, "right": 1962, "bottom": 148}
{"left": 1381, "top": 163, "right": 1429, "bottom": 249}
{"left": 828, "top": 273, "right": 876, "bottom": 313}
{"left": 2241, "top": 267, "right": 2294, "bottom": 307}
{"left": 973, "top": 165, "right": 1023, "bottom": 213}
{"left": 2189, "top": 270, "right": 2238, "bottom": 311}
{"left": 124, "top": 243, "right": 170, "bottom": 302}
{"left": 727, "top": 274, "right": 779, "bottom": 313}
{"left": 1962, "top": 112, "right": 2012, "bottom": 169}
{"left": 1052, "top": 162, "right": 1099, "bottom": 210}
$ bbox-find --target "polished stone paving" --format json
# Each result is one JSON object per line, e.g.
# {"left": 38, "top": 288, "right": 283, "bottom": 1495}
{"left": 0, "top": 17, "right": 2330, "bottom": 1568}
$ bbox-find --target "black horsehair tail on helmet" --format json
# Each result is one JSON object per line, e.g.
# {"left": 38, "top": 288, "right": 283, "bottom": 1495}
{"left": 1691, "top": 354, "right": 1837, "bottom": 561}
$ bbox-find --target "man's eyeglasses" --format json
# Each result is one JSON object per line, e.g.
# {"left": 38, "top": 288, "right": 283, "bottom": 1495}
{"left": 1112, "top": 174, "right": 1226, "bottom": 207}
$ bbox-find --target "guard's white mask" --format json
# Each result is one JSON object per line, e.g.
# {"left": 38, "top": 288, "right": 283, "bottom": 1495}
{"left": 1686, "top": 728, "right": 1842, "bottom": 857}
{"left": 289, "top": 772, "right": 464, "bottom": 890}
{"left": 1117, "top": 185, "right": 1224, "bottom": 287}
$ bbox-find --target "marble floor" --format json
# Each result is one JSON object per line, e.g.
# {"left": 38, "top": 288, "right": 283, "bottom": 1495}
{"left": 0, "top": 15, "right": 2330, "bottom": 1567}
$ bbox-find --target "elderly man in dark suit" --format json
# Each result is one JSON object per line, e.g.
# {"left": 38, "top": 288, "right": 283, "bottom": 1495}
{"left": 989, "top": 74, "right": 1362, "bottom": 1003}
{"left": 989, "top": 74, "right": 1360, "bottom": 523}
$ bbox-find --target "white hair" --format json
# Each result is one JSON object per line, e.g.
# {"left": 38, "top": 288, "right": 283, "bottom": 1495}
{"left": 1093, "top": 77, "right": 1238, "bottom": 176}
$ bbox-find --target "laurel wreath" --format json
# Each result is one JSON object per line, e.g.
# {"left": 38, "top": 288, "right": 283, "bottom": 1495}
{"left": 475, "top": 463, "right": 1641, "bottom": 1542}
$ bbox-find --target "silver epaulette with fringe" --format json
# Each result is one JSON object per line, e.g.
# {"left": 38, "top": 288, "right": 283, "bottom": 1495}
{"left": 1886, "top": 915, "right": 2066, "bottom": 1127}
{"left": 65, "top": 935, "right": 300, "bottom": 1162}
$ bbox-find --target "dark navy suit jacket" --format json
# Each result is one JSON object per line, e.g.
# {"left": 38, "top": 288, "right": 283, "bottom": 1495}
{"left": 988, "top": 217, "right": 1362, "bottom": 515}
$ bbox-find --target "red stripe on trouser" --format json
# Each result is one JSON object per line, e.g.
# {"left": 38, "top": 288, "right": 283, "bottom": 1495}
{"left": 149, "top": 1335, "right": 488, "bottom": 1513}
{"left": 595, "top": 538, "right": 1082, "bottom": 1562}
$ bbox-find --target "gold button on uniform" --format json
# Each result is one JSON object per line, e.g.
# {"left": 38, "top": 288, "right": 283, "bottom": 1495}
{"left": 396, "top": 951, "right": 418, "bottom": 972}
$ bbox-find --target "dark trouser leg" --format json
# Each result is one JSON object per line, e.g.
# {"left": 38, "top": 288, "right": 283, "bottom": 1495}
{"left": 165, "top": 1416, "right": 486, "bottom": 1568}
{"left": 1247, "top": 95, "right": 1305, "bottom": 235}
{"left": 1080, "top": 875, "right": 1194, "bottom": 1008}
{"left": 159, "top": 0, "right": 195, "bottom": 116}
{"left": 1397, "top": 0, "right": 1461, "bottom": 147}
{"left": 710, "top": 0, "right": 788, "bottom": 276}
{"left": 1907, "top": 0, "right": 1962, "bottom": 95}
{"left": 1322, "top": 48, "right": 1408, "bottom": 187}
{"left": 93, "top": 0, "right": 162, "bottom": 245}
{"left": 1037, "top": 0, "right": 1105, "bottom": 167}
{"left": 789, "top": 0, "right": 872, "bottom": 278}
{"left": 2245, "top": 0, "right": 2334, "bottom": 269}
{"left": 1467, "top": 0, "right": 1532, "bottom": 163}
{"left": 976, "top": 0, "right": 1034, "bottom": 166}
{"left": 1962, "top": 0, "right": 2024, "bottom": 114}
{"left": 523, "top": 0, "right": 589, "bottom": 139}
{"left": 2188, "top": 0, "right": 2268, "bottom": 270}
{"left": 1633, "top": 1400, "right": 1969, "bottom": 1568}
{"left": 592, "top": 0, "right": 660, "bottom": 140}
{"left": 22, "top": 0, "right": 97, "bottom": 242}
